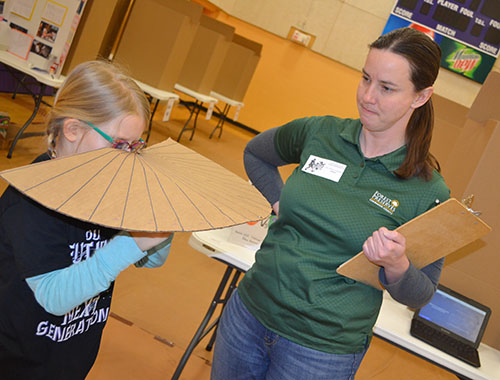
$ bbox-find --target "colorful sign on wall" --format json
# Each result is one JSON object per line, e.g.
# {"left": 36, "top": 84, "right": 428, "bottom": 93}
{"left": 384, "top": 0, "right": 499, "bottom": 83}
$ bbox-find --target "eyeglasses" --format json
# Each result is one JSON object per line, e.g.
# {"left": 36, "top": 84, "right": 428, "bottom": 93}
{"left": 85, "top": 121, "right": 145, "bottom": 152}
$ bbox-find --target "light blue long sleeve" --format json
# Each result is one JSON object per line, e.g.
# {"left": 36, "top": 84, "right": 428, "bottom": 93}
{"left": 26, "top": 233, "right": 172, "bottom": 316}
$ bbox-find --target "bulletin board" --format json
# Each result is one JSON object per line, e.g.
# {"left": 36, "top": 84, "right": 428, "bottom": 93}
{"left": 1, "top": 0, "right": 87, "bottom": 76}
{"left": 384, "top": 0, "right": 499, "bottom": 84}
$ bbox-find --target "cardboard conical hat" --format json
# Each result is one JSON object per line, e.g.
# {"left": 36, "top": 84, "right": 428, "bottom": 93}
{"left": 0, "top": 138, "right": 271, "bottom": 232}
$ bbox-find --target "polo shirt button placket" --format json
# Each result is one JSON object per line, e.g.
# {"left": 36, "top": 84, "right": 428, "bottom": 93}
{"left": 354, "top": 161, "right": 365, "bottom": 179}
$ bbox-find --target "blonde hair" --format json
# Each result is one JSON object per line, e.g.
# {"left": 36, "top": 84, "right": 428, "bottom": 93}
{"left": 46, "top": 60, "right": 150, "bottom": 156}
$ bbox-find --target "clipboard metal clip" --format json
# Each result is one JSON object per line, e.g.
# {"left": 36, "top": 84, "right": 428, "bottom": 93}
{"left": 461, "top": 194, "right": 482, "bottom": 217}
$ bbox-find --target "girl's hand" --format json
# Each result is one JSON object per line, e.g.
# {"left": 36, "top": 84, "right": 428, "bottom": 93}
{"left": 129, "top": 232, "right": 172, "bottom": 252}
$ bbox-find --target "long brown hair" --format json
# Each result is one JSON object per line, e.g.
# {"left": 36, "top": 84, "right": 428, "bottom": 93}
{"left": 370, "top": 28, "right": 441, "bottom": 180}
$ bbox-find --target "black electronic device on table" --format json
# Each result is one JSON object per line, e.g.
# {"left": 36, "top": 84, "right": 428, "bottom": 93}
{"left": 410, "top": 284, "right": 491, "bottom": 368}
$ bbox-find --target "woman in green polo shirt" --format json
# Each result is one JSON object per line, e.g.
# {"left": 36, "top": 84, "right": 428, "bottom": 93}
{"left": 211, "top": 27, "right": 450, "bottom": 380}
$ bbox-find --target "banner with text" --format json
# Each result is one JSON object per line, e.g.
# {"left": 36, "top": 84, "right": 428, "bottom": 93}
{"left": 385, "top": 0, "right": 499, "bottom": 83}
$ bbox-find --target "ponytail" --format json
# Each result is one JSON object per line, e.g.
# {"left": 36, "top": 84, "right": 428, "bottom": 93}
{"left": 394, "top": 98, "right": 440, "bottom": 180}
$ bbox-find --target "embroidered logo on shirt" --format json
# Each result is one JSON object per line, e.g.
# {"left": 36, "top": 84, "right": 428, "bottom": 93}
{"left": 369, "top": 191, "right": 399, "bottom": 215}
{"left": 302, "top": 155, "right": 346, "bottom": 182}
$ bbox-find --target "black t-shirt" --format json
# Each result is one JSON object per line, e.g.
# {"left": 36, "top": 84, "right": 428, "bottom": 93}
{"left": 0, "top": 153, "right": 119, "bottom": 379}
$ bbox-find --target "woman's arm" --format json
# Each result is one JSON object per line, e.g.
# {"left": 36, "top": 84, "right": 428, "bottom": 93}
{"left": 363, "top": 227, "right": 443, "bottom": 308}
{"left": 244, "top": 128, "right": 287, "bottom": 207}
{"left": 379, "top": 258, "right": 443, "bottom": 308}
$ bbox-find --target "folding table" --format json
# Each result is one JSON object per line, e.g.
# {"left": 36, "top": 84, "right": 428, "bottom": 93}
{"left": 174, "top": 83, "right": 218, "bottom": 142}
{"left": 0, "top": 51, "right": 64, "bottom": 158}
{"left": 171, "top": 227, "right": 255, "bottom": 380}
{"left": 209, "top": 91, "right": 244, "bottom": 139}
{"left": 172, "top": 228, "right": 500, "bottom": 380}
{"left": 133, "top": 80, "right": 179, "bottom": 143}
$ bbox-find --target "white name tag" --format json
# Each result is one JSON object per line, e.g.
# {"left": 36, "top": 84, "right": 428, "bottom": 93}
{"left": 302, "top": 155, "right": 346, "bottom": 182}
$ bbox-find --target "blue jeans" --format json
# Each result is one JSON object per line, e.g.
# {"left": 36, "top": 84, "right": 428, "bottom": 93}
{"left": 211, "top": 290, "right": 368, "bottom": 380}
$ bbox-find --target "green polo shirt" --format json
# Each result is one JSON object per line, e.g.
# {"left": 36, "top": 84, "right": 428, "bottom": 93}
{"left": 238, "top": 116, "right": 450, "bottom": 354}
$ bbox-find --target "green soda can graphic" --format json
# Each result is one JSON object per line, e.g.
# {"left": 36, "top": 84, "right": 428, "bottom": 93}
{"left": 440, "top": 39, "right": 496, "bottom": 83}
{"left": 447, "top": 48, "right": 482, "bottom": 77}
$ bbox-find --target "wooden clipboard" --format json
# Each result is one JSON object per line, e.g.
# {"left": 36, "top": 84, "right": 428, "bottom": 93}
{"left": 336, "top": 198, "right": 491, "bottom": 290}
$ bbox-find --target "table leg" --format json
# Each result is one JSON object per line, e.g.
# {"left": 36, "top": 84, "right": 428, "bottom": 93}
{"left": 205, "top": 269, "right": 241, "bottom": 351}
{"left": 7, "top": 83, "right": 46, "bottom": 159}
{"left": 146, "top": 98, "right": 159, "bottom": 143}
{"left": 209, "top": 104, "right": 230, "bottom": 139}
{"left": 12, "top": 74, "right": 26, "bottom": 100}
{"left": 171, "top": 266, "right": 241, "bottom": 380}
{"left": 177, "top": 100, "right": 201, "bottom": 142}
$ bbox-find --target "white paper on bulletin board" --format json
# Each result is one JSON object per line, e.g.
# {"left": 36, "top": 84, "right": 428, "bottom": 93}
{"left": 11, "top": 0, "right": 36, "bottom": 21}
{"left": 41, "top": 0, "right": 67, "bottom": 27}
{"left": 8, "top": 28, "right": 33, "bottom": 59}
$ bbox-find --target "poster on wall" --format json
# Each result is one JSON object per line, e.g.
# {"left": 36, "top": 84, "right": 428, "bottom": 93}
{"left": 2, "top": 0, "right": 87, "bottom": 76}
{"left": 385, "top": 0, "right": 500, "bottom": 84}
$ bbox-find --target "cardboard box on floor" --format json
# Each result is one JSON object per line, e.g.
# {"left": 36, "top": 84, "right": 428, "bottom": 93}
{"left": 176, "top": 15, "right": 234, "bottom": 94}
{"left": 113, "top": 0, "right": 202, "bottom": 92}
{"left": 212, "top": 34, "right": 262, "bottom": 102}
{"left": 61, "top": 0, "right": 126, "bottom": 75}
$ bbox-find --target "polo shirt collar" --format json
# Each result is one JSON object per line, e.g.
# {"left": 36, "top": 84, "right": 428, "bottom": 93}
{"left": 339, "top": 119, "right": 407, "bottom": 173}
